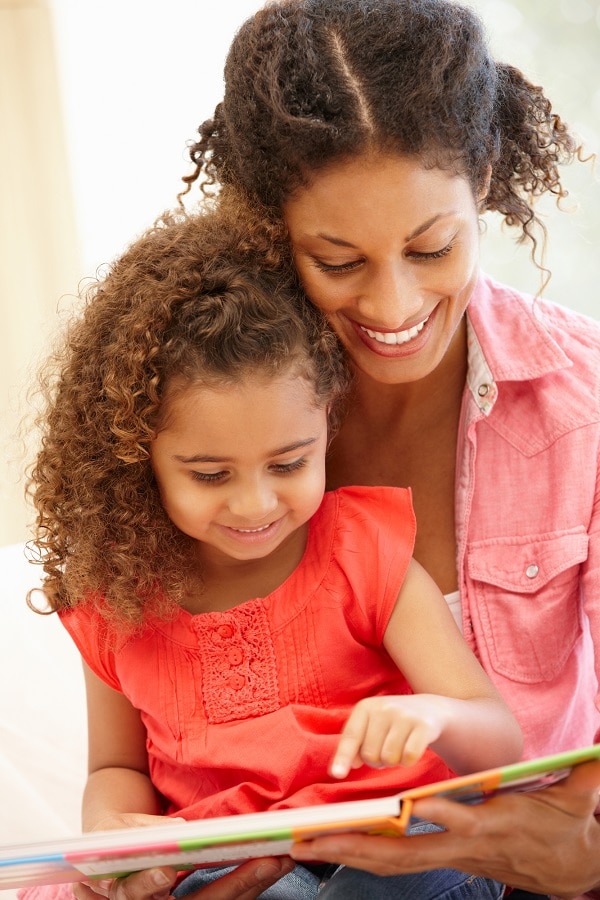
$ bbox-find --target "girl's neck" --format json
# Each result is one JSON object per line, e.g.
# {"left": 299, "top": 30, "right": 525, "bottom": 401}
{"left": 180, "top": 523, "right": 310, "bottom": 615}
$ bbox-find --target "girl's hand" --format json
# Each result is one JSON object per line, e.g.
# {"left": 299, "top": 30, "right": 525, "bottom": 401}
{"left": 329, "top": 695, "right": 446, "bottom": 779}
{"left": 293, "top": 759, "right": 600, "bottom": 897}
{"left": 72, "top": 857, "right": 295, "bottom": 900}
{"left": 72, "top": 813, "right": 185, "bottom": 900}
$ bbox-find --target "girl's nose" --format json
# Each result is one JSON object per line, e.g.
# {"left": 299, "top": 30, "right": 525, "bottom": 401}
{"left": 227, "top": 479, "right": 278, "bottom": 521}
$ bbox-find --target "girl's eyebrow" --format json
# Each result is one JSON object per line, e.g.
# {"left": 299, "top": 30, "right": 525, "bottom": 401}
{"left": 173, "top": 437, "right": 318, "bottom": 465}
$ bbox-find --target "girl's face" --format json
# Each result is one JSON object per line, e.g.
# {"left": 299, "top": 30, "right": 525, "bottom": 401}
{"left": 150, "top": 369, "right": 328, "bottom": 568}
{"left": 284, "top": 152, "right": 484, "bottom": 385}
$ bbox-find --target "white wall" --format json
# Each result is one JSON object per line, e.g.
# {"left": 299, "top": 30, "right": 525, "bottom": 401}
{"left": 2, "top": 0, "right": 599, "bottom": 546}
{"left": 48, "top": 0, "right": 600, "bottom": 305}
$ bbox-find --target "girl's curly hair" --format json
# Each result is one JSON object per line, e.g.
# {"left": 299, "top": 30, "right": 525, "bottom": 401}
{"left": 181, "top": 0, "right": 581, "bottom": 258}
{"left": 25, "top": 193, "right": 350, "bottom": 625}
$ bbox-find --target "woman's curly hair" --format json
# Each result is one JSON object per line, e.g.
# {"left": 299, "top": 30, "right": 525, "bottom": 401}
{"left": 181, "top": 0, "right": 581, "bottom": 257}
{"left": 25, "top": 193, "right": 350, "bottom": 625}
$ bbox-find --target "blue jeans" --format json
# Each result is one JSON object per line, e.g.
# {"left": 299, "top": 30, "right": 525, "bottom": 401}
{"left": 173, "top": 821, "right": 504, "bottom": 899}
{"left": 174, "top": 863, "right": 503, "bottom": 899}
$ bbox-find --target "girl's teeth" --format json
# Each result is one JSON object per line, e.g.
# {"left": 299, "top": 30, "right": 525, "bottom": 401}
{"left": 233, "top": 524, "right": 271, "bottom": 533}
{"left": 362, "top": 316, "right": 428, "bottom": 345}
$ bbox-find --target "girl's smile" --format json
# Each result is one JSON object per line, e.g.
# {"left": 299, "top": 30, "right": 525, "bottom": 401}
{"left": 150, "top": 369, "right": 329, "bottom": 572}
{"left": 215, "top": 516, "right": 285, "bottom": 545}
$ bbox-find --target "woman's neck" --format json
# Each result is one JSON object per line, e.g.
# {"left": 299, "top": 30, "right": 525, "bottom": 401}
{"left": 326, "top": 319, "right": 468, "bottom": 593}
{"left": 340, "top": 317, "right": 468, "bottom": 445}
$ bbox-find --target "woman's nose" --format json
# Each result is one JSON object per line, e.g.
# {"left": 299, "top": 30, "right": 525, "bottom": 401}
{"left": 227, "top": 478, "right": 278, "bottom": 521}
{"left": 358, "top": 260, "right": 422, "bottom": 327}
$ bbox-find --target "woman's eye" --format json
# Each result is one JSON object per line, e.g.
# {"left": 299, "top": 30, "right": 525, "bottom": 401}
{"left": 312, "top": 258, "right": 363, "bottom": 274}
{"left": 271, "top": 458, "right": 307, "bottom": 474}
{"left": 191, "top": 470, "right": 227, "bottom": 483}
{"left": 408, "top": 242, "right": 454, "bottom": 261}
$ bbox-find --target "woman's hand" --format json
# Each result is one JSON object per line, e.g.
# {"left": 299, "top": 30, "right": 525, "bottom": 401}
{"left": 292, "top": 758, "right": 600, "bottom": 898}
{"left": 71, "top": 814, "right": 293, "bottom": 900}
{"left": 72, "top": 857, "right": 295, "bottom": 900}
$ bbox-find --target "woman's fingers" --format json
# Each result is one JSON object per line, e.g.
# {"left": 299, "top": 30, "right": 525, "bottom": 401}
{"left": 189, "top": 858, "right": 296, "bottom": 900}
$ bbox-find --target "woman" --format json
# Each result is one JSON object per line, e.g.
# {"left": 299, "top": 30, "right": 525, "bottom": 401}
{"left": 177, "top": 0, "right": 600, "bottom": 896}
{"left": 80, "top": 0, "right": 600, "bottom": 897}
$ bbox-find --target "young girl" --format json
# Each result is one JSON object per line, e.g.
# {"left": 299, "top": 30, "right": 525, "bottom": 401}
{"left": 26, "top": 196, "right": 521, "bottom": 900}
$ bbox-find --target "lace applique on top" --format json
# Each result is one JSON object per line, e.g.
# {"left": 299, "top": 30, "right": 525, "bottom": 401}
{"left": 191, "top": 600, "right": 280, "bottom": 724}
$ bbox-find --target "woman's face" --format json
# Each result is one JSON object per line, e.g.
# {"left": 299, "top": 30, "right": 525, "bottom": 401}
{"left": 284, "top": 152, "right": 484, "bottom": 385}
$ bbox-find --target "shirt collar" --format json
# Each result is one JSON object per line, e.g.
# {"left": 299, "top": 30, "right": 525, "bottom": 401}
{"left": 466, "top": 272, "right": 572, "bottom": 415}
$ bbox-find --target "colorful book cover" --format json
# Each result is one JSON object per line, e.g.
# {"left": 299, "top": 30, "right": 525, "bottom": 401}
{"left": 1, "top": 744, "right": 599, "bottom": 889}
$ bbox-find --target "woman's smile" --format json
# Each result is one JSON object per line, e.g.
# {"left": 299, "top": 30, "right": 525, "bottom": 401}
{"left": 285, "top": 151, "right": 483, "bottom": 384}
{"left": 359, "top": 314, "right": 429, "bottom": 345}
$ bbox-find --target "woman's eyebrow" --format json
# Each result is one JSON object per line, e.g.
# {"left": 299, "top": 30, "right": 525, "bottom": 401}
{"left": 406, "top": 213, "right": 453, "bottom": 241}
{"left": 313, "top": 213, "right": 453, "bottom": 248}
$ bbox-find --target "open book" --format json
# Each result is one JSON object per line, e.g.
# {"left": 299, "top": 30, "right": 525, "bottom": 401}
{"left": 2, "top": 744, "right": 599, "bottom": 889}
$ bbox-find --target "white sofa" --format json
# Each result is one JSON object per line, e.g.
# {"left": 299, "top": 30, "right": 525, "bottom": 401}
{"left": 0, "top": 543, "right": 87, "bottom": 898}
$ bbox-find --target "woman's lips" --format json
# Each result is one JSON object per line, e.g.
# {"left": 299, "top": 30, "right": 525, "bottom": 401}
{"left": 352, "top": 309, "right": 436, "bottom": 356}
{"left": 360, "top": 315, "right": 429, "bottom": 345}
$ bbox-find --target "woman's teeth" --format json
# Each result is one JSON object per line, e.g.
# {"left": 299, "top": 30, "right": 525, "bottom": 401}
{"left": 361, "top": 316, "right": 429, "bottom": 345}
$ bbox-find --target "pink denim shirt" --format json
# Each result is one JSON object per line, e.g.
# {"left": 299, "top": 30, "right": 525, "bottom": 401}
{"left": 457, "top": 273, "right": 600, "bottom": 759}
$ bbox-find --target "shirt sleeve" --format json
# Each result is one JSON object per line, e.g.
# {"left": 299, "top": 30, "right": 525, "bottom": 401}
{"left": 328, "top": 485, "right": 417, "bottom": 645}
{"left": 59, "top": 603, "right": 122, "bottom": 691}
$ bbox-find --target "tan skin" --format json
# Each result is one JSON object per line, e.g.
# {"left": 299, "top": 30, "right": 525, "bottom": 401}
{"left": 288, "top": 151, "right": 477, "bottom": 592}
{"left": 283, "top": 151, "right": 600, "bottom": 897}
{"left": 325, "top": 335, "right": 467, "bottom": 593}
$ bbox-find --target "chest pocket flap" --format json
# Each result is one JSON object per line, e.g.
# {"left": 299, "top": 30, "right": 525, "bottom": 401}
{"left": 467, "top": 527, "right": 588, "bottom": 683}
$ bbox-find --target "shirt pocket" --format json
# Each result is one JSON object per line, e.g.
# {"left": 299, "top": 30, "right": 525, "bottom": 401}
{"left": 467, "top": 527, "right": 588, "bottom": 684}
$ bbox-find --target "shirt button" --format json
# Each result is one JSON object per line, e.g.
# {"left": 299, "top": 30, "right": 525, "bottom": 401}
{"left": 478, "top": 384, "right": 490, "bottom": 397}
{"left": 210, "top": 623, "right": 234, "bottom": 644}
{"left": 228, "top": 673, "right": 245, "bottom": 690}
{"left": 525, "top": 564, "right": 539, "bottom": 579}
{"left": 228, "top": 648, "right": 243, "bottom": 666}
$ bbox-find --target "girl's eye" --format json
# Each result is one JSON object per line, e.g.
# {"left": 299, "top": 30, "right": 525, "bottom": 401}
{"left": 271, "top": 458, "right": 307, "bottom": 474}
{"left": 311, "top": 258, "right": 363, "bottom": 274}
{"left": 191, "top": 470, "right": 227, "bottom": 484}
{"left": 408, "top": 242, "right": 454, "bottom": 261}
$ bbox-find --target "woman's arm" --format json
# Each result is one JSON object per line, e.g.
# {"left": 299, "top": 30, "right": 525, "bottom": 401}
{"left": 291, "top": 758, "right": 600, "bottom": 897}
{"left": 331, "top": 558, "right": 523, "bottom": 778}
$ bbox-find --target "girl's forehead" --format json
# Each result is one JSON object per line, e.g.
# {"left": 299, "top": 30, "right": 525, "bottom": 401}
{"left": 161, "top": 367, "right": 321, "bottom": 417}
{"left": 154, "top": 370, "right": 328, "bottom": 457}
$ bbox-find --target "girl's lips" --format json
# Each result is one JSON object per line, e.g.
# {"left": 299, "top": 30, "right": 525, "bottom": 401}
{"left": 352, "top": 308, "right": 437, "bottom": 357}
{"left": 217, "top": 517, "right": 284, "bottom": 545}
